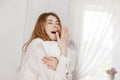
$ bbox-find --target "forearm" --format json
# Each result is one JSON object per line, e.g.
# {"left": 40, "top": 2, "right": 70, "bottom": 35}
{"left": 60, "top": 46, "right": 67, "bottom": 57}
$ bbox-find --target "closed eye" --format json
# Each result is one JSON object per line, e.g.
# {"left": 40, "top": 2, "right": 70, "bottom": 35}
{"left": 48, "top": 22, "right": 53, "bottom": 24}
{"left": 56, "top": 22, "right": 60, "bottom": 25}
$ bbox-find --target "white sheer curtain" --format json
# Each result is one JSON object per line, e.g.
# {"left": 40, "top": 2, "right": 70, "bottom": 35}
{"left": 68, "top": 0, "right": 120, "bottom": 80}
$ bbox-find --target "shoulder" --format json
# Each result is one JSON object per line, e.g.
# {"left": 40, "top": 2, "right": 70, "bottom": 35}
{"left": 25, "top": 38, "right": 45, "bottom": 53}
{"left": 27, "top": 38, "right": 45, "bottom": 49}
{"left": 30, "top": 38, "right": 44, "bottom": 45}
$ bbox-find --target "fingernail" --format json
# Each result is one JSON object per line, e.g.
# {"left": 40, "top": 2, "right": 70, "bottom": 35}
{"left": 56, "top": 32, "right": 58, "bottom": 35}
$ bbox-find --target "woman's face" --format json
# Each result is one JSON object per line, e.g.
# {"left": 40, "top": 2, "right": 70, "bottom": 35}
{"left": 45, "top": 15, "right": 61, "bottom": 41}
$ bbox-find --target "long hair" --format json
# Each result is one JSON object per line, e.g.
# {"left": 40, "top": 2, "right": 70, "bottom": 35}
{"left": 22, "top": 12, "right": 62, "bottom": 52}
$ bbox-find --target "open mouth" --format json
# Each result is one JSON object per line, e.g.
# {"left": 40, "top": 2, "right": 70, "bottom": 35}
{"left": 51, "top": 31, "right": 57, "bottom": 34}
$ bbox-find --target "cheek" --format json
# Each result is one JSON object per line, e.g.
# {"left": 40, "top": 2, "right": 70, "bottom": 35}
{"left": 44, "top": 26, "right": 47, "bottom": 32}
{"left": 45, "top": 25, "right": 50, "bottom": 32}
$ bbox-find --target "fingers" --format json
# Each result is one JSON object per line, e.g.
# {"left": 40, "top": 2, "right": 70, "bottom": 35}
{"left": 43, "top": 56, "right": 52, "bottom": 60}
{"left": 42, "top": 56, "right": 53, "bottom": 65}
{"left": 42, "top": 58, "right": 54, "bottom": 70}
{"left": 42, "top": 56, "right": 58, "bottom": 64}
{"left": 57, "top": 27, "right": 69, "bottom": 56}
{"left": 64, "top": 27, "right": 69, "bottom": 40}
{"left": 61, "top": 27, "right": 69, "bottom": 40}
{"left": 42, "top": 56, "right": 58, "bottom": 70}
{"left": 56, "top": 27, "right": 69, "bottom": 42}
{"left": 47, "top": 65, "right": 56, "bottom": 70}
{"left": 43, "top": 56, "right": 57, "bottom": 61}
{"left": 56, "top": 32, "right": 60, "bottom": 41}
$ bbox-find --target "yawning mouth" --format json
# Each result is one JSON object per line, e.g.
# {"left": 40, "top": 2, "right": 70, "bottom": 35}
{"left": 51, "top": 31, "right": 57, "bottom": 34}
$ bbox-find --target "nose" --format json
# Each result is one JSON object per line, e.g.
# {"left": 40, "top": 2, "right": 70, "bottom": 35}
{"left": 54, "top": 25, "right": 58, "bottom": 28}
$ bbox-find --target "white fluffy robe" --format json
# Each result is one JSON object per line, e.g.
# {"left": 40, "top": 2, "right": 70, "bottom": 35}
{"left": 18, "top": 38, "right": 76, "bottom": 80}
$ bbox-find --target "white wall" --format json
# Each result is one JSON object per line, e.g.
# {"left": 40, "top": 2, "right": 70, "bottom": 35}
{"left": 0, "top": 0, "right": 69, "bottom": 80}
{"left": 0, "top": 0, "right": 27, "bottom": 80}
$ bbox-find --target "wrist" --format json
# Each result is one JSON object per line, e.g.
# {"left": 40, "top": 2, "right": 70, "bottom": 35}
{"left": 61, "top": 50, "right": 67, "bottom": 57}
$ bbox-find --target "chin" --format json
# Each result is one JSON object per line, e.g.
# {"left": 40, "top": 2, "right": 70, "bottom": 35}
{"left": 50, "top": 38, "right": 57, "bottom": 41}
{"left": 49, "top": 36, "right": 57, "bottom": 41}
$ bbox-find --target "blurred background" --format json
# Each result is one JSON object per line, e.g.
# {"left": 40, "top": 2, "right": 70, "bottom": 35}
{"left": 0, "top": 0, "right": 120, "bottom": 80}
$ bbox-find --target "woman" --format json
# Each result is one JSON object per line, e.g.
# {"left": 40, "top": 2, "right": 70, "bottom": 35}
{"left": 19, "top": 12, "right": 76, "bottom": 80}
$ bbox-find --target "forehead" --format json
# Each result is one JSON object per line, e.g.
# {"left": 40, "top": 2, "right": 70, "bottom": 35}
{"left": 47, "top": 15, "right": 58, "bottom": 21}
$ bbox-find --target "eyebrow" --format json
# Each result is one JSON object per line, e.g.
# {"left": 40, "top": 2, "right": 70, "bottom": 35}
{"left": 47, "top": 19, "right": 59, "bottom": 22}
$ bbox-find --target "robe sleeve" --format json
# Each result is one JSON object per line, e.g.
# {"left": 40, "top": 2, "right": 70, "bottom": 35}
{"left": 19, "top": 39, "right": 48, "bottom": 80}
{"left": 54, "top": 48, "right": 76, "bottom": 80}
{"left": 19, "top": 38, "right": 76, "bottom": 80}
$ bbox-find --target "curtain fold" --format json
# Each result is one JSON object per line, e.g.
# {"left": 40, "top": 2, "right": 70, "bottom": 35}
{"left": 69, "top": 0, "right": 120, "bottom": 80}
